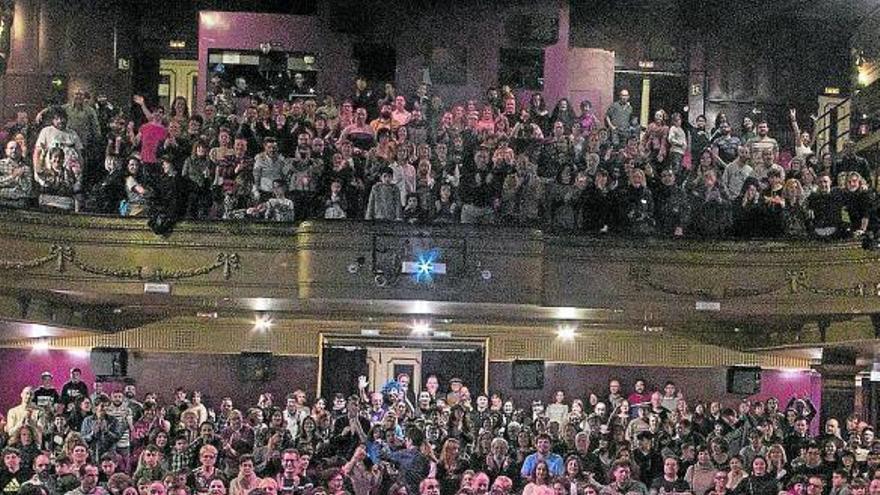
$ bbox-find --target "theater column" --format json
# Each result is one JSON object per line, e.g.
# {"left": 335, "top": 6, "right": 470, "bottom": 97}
{"left": 814, "top": 348, "right": 860, "bottom": 425}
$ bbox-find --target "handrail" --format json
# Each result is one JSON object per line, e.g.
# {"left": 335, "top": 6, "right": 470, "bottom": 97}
{"left": 815, "top": 96, "right": 852, "bottom": 157}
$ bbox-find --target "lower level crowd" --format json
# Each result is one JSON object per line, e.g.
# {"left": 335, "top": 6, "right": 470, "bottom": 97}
{"left": 0, "top": 370, "right": 877, "bottom": 495}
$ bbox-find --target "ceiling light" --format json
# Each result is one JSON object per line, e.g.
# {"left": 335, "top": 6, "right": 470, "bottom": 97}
{"left": 557, "top": 324, "right": 577, "bottom": 340}
{"left": 554, "top": 307, "right": 578, "bottom": 320}
{"left": 253, "top": 314, "right": 273, "bottom": 332}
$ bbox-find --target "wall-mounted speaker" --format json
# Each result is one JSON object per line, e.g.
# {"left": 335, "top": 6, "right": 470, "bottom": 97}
{"left": 238, "top": 352, "right": 275, "bottom": 382}
{"left": 90, "top": 347, "right": 128, "bottom": 378}
{"left": 727, "top": 366, "right": 762, "bottom": 395}
{"left": 512, "top": 360, "right": 544, "bottom": 390}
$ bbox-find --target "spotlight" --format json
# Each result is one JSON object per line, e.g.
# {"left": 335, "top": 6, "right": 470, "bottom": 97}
{"left": 32, "top": 339, "right": 50, "bottom": 352}
{"left": 557, "top": 324, "right": 577, "bottom": 341}
{"left": 402, "top": 249, "right": 446, "bottom": 283}
{"left": 253, "top": 314, "right": 273, "bottom": 332}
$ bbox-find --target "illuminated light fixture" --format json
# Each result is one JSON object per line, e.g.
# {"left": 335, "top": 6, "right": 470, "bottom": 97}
{"left": 557, "top": 324, "right": 577, "bottom": 341}
{"left": 253, "top": 314, "right": 273, "bottom": 332}
{"left": 554, "top": 307, "right": 578, "bottom": 320}
{"left": 411, "top": 319, "right": 432, "bottom": 336}
{"left": 433, "top": 330, "right": 452, "bottom": 338}
{"left": 200, "top": 12, "right": 220, "bottom": 29}
{"left": 32, "top": 339, "right": 50, "bottom": 351}
{"left": 824, "top": 87, "right": 840, "bottom": 95}
{"left": 360, "top": 329, "right": 380, "bottom": 337}
{"left": 402, "top": 249, "right": 446, "bottom": 283}
{"left": 28, "top": 323, "right": 51, "bottom": 339}
{"left": 638, "top": 60, "right": 655, "bottom": 69}
{"left": 169, "top": 40, "right": 186, "bottom": 49}
{"left": 858, "top": 65, "right": 873, "bottom": 87}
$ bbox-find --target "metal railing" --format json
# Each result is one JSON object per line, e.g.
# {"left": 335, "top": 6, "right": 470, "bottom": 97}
{"left": 816, "top": 96, "right": 852, "bottom": 157}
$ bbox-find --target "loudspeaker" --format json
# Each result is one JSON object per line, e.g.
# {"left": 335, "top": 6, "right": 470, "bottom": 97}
{"left": 727, "top": 366, "right": 762, "bottom": 395}
{"left": 512, "top": 360, "right": 544, "bottom": 390}
{"left": 90, "top": 347, "right": 128, "bottom": 377}
{"left": 238, "top": 352, "right": 275, "bottom": 382}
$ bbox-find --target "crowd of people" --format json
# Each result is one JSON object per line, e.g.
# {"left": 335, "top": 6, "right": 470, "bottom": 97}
{"left": 0, "top": 368, "right": 877, "bottom": 495}
{"left": 0, "top": 78, "right": 875, "bottom": 238}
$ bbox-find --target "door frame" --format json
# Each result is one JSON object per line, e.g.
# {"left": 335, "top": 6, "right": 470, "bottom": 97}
{"left": 317, "top": 334, "right": 489, "bottom": 398}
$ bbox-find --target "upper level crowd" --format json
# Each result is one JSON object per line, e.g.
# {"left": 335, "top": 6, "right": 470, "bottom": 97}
{"left": 0, "top": 368, "right": 876, "bottom": 495}
{"left": 0, "top": 77, "right": 875, "bottom": 238}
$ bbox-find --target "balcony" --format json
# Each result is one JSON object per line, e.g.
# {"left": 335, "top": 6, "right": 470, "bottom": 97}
{"left": 0, "top": 206, "right": 877, "bottom": 355}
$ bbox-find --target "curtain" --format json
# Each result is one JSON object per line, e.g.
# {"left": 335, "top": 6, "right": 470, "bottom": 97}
{"left": 320, "top": 346, "right": 368, "bottom": 400}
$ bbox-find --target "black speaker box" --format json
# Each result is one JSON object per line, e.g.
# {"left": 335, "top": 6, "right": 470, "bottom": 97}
{"left": 512, "top": 360, "right": 545, "bottom": 390}
{"left": 90, "top": 347, "right": 128, "bottom": 378}
{"left": 727, "top": 366, "right": 762, "bottom": 395}
{"left": 238, "top": 352, "right": 275, "bottom": 382}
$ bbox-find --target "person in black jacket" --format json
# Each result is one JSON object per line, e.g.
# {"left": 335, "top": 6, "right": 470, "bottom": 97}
{"left": 806, "top": 174, "right": 844, "bottom": 239}
{"left": 733, "top": 456, "right": 779, "bottom": 495}
{"left": 654, "top": 168, "right": 690, "bottom": 237}
{"left": 619, "top": 169, "right": 655, "bottom": 236}
{"left": 581, "top": 169, "right": 613, "bottom": 233}
{"left": 839, "top": 172, "right": 875, "bottom": 237}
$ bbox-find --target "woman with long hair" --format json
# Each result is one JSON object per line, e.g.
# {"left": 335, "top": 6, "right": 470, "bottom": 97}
{"left": 522, "top": 459, "right": 552, "bottom": 495}
{"left": 7, "top": 424, "right": 41, "bottom": 472}
{"left": 765, "top": 444, "right": 788, "bottom": 482}
{"left": 550, "top": 98, "right": 576, "bottom": 131}
{"left": 732, "top": 456, "right": 779, "bottom": 495}
{"left": 436, "top": 438, "right": 465, "bottom": 495}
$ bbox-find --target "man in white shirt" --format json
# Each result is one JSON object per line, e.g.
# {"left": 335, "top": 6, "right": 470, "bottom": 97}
{"left": 33, "top": 107, "right": 83, "bottom": 174}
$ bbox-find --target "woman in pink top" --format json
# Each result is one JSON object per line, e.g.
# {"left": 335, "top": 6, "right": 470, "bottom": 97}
{"left": 137, "top": 107, "right": 168, "bottom": 165}
{"left": 475, "top": 106, "right": 496, "bottom": 134}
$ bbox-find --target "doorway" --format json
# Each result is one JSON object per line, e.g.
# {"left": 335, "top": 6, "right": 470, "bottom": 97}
{"left": 614, "top": 71, "right": 688, "bottom": 126}
{"left": 319, "top": 336, "right": 487, "bottom": 401}
{"left": 366, "top": 347, "right": 422, "bottom": 395}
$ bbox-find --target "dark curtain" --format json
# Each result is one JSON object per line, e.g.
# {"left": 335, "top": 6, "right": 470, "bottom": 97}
{"left": 320, "top": 347, "right": 368, "bottom": 401}
{"left": 421, "top": 348, "right": 485, "bottom": 396}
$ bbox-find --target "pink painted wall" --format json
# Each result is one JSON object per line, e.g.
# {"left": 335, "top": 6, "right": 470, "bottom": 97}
{"left": 195, "top": 3, "right": 607, "bottom": 112}
{"left": 489, "top": 363, "right": 823, "bottom": 431}
{"left": 568, "top": 48, "right": 616, "bottom": 122}
{"left": 0, "top": 349, "right": 318, "bottom": 415}
{"left": 1, "top": 348, "right": 821, "bottom": 435}
{"left": 0, "top": 348, "right": 95, "bottom": 412}
{"left": 196, "top": 11, "right": 354, "bottom": 111}
{"left": 541, "top": 0, "right": 570, "bottom": 107}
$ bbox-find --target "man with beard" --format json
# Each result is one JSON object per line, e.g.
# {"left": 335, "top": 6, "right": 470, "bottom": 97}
{"left": 0, "top": 140, "right": 34, "bottom": 207}
{"left": 711, "top": 122, "right": 741, "bottom": 169}
{"left": 120, "top": 383, "right": 143, "bottom": 422}
{"left": 105, "top": 391, "right": 133, "bottom": 472}
{"left": 369, "top": 104, "right": 400, "bottom": 134}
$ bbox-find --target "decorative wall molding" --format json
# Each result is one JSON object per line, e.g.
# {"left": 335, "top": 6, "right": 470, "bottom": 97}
{"left": 628, "top": 265, "right": 788, "bottom": 299}
{"left": 787, "top": 270, "right": 880, "bottom": 298}
{"left": 0, "top": 244, "right": 241, "bottom": 282}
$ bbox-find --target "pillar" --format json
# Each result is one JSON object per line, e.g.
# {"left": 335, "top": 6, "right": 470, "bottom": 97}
{"left": 814, "top": 348, "right": 860, "bottom": 426}
{"left": 568, "top": 48, "right": 615, "bottom": 121}
{"left": 542, "top": 0, "right": 570, "bottom": 106}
